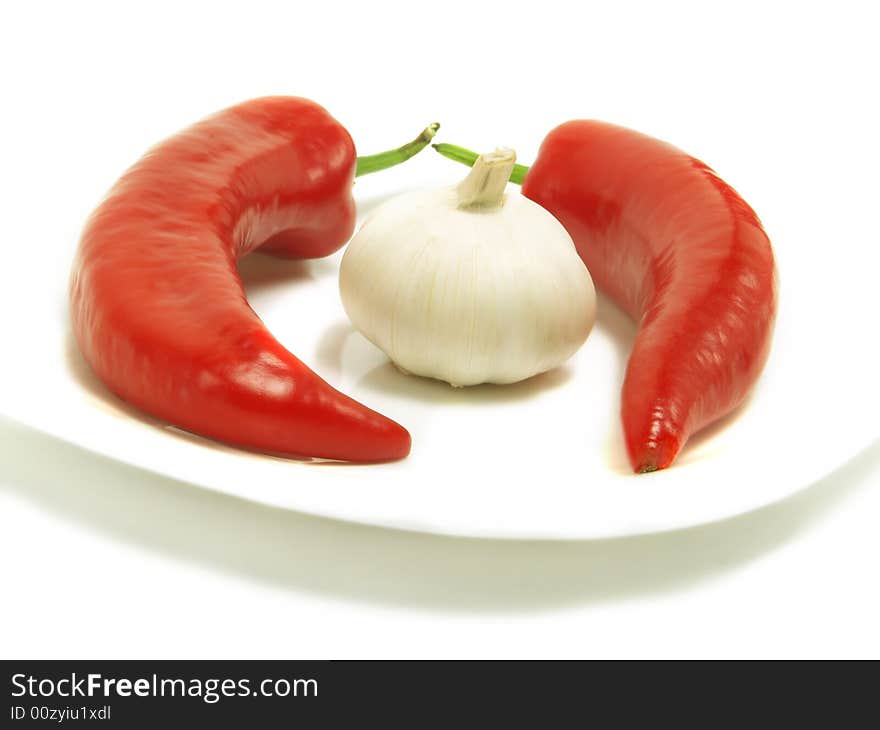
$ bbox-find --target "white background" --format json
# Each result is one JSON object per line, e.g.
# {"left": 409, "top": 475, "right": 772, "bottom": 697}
{"left": 2, "top": 0, "right": 878, "bottom": 658}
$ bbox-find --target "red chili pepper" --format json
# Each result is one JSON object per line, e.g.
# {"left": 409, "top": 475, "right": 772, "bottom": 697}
{"left": 434, "top": 122, "right": 778, "bottom": 472}
{"left": 70, "top": 96, "right": 437, "bottom": 461}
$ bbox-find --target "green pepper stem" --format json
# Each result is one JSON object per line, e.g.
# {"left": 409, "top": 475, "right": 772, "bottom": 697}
{"left": 355, "top": 123, "right": 440, "bottom": 177}
{"left": 432, "top": 143, "right": 530, "bottom": 185}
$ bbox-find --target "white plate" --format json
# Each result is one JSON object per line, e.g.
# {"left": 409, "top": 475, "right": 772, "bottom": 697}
{"left": 2, "top": 112, "right": 878, "bottom": 541}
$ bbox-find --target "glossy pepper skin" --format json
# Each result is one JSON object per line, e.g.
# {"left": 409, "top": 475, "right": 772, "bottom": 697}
{"left": 70, "top": 96, "right": 411, "bottom": 461}
{"left": 522, "top": 121, "right": 777, "bottom": 472}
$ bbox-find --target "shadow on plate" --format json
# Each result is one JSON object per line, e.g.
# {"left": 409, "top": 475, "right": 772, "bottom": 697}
{"left": 358, "top": 360, "right": 575, "bottom": 406}
{"left": 594, "top": 292, "right": 636, "bottom": 364}
{"left": 592, "top": 293, "right": 638, "bottom": 472}
{"left": 238, "top": 252, "right": 336, "bottom": 292}
{"left": 353, "top": 191, "right": 402, "bottom": 222}
{"left": 3, "top": 416, "right": 876, "bottom": 614}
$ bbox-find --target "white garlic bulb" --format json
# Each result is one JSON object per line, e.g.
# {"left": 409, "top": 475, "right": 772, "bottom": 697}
{"left": 339, "top": 149, "right": 596, "bottom": 387}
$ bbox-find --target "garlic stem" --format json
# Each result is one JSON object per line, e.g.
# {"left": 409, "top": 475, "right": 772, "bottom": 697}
{"left": 456, "top": 148, "right": 517, "bottom": 209}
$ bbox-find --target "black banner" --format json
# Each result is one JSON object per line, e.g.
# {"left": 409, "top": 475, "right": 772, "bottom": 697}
{"left": 5, "top": 660, "right": 868, "bottom": 724}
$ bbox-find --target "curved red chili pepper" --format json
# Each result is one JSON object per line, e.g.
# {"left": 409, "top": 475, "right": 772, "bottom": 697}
{"left": 435, "top": 122, "right": 777, "bottom": 472}
{"left": 70, "top": 96, "right": 422, "bottom": 461}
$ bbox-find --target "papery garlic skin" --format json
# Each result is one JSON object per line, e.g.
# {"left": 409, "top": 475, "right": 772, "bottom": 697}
{"left": 339, "top": 152, "right": 596, "bottom": 387}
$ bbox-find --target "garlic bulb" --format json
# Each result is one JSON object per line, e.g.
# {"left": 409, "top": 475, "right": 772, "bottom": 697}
{"left": 339, "top": 149, "right": 596, "bottom": 387}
